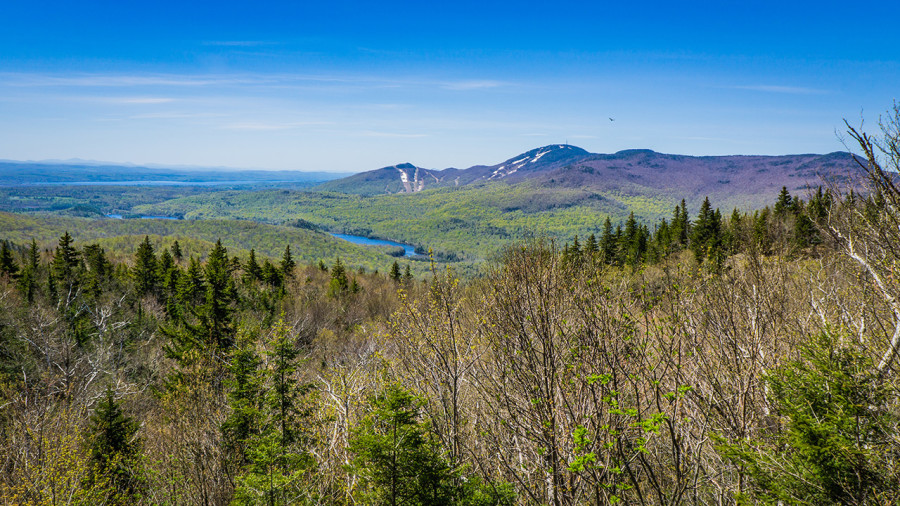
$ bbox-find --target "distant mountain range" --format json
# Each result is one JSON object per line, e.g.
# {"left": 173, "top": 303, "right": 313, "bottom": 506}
{"left": 0, "top": 160, "right": 351, "bottom": 185}
{"left": 315, "top": 144, "right": 861, "bottom": 209}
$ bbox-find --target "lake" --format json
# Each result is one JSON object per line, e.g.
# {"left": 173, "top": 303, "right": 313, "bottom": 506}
{"left": 106, "top": 214, "right": 181, "bottom": 220}
{"left": 330, "top": 233, "right": 417, "bottom": 257}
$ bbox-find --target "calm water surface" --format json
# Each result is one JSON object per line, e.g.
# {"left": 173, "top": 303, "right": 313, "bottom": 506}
{"left": 331, "top": 233, "right": 416, "bottom": 257}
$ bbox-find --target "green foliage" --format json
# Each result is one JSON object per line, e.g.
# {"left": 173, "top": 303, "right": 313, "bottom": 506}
{"left": 349, "top": 385, "right": 459, "bottom": 505}
{"left": 133, "top": 235, "right": 158, "bottom": 296}
{"left": 389, "top": 260, "right": 401, "bottom": 283}
{"left": 716, "top": 332, "right": 899, "bottom": 505}
{"left": 327, "top": 258, "right": 349, "bottom": 298}
{"left": 690, "top": 197, "right": 723, "bottom": 265}
{"left": 86, "top": 389, "right": 144, "bottom": 502}
{"left": 280, "top": 245, "right": 295, "bottom": 280}
{"left": 230, "top": 318, "right": 318, "bottom": 505}
{"left": 0, "top": 240, "right": 18, "bottom": 278}
{"left": 349, "top": 385, "right": 514, "bottom": 506}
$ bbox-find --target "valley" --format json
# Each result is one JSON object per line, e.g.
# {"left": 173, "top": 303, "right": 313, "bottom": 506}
{"left": 0, "top": 144, "right": 861, "bottom": 268}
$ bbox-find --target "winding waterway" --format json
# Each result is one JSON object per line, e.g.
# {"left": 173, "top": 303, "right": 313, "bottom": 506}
{"left": 330, "top": 233, "right": 417, "bottom": 257}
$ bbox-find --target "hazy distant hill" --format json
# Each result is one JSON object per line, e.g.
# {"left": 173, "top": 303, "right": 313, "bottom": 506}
{"left": 0, "top": 161, "right": 350, "bottom": 186}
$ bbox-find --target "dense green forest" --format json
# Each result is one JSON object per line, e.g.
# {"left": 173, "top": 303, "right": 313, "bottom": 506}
{"left": 0, "top": 211, "right": 458, "bottom": 278}
{"left": 131, "top": 181, "right": 675, "bottom": 262}
{"left": 1, "top": 113, "right": 899, "bottom": 505}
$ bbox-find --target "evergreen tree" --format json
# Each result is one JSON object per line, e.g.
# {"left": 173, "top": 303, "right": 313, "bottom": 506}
{"left": 132, "top": 236, "right": 158, "bottom": 297}
{"left": 773, "top": 186, "right": 795, "bottom": 216}
{"left": 600, "top": 217, "right": 617, "bottom": 264}
{"left": 690, "top": 197, "right": 722, "bottom": 264}
{"left": 403, "top": 264, "right": 413, "bottom": 284}
{"left": 163, "top": 242, "right": 237, "bottom": 368}
{"left": 201, "top": 240, "right": 237, "bottom": 350}
{"left": 349, "top": 385, "right": 457, "bottom": 506}
{"left": 171, "top": 240, "right": 183, "bottom": 262}
{"left": 717, "top": 332, "right": 897, "bottom": 504}
{"left": 585, "top": 233, "right": 598, "bottom": 259}
{"left": 82, "top": 244, "right": 110, "bottom": 298}
{"left": 86, "top": 389, "right": 144, "bottom": 502}
{"left": 654, "top": 219, "right": 671, "bottom": 257}
{"left": 244, "top": 248, "right": 262, "bottom": 283}
{"left": 327, "top": 258, "right": 349, "bottom": 297}
{"left": 223, "top": 338, "right": 263, "bottom": 465}
{"left": 670, "top": 199, "right": 691, "bottom": 248}
{"left": 262, "top": 259, "right": 282, "bottom": 288}
{"left": 389, "top": 260, "right": 402, "bottom": 283}
{"left": 157, "top": 249, "right": 180, "bottom": 316}
{"left": 280, "top": 245, "right": 296, "bottom": 280}
{"left": 232, "top": 319, "right": 317, "bottom": 504}
{"left": 18, "top": 239, "right": 40, "bottom": 302}
{"left": 51, "top": 231, "right": 81, "bottom": 292}
{"left": 176, "top": 256, "right": 205, "bottom": 308}
{"left": 807, "top": 186, "right": 831, "bottom": 222}
{"left": 0, "top": 240, "right": 18, "bottom": 278}
{"left": 754, "top": 208, "right": 773, "bottom": 254}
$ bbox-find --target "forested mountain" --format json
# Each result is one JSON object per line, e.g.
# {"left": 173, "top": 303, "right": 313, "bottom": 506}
{"left": 314, "top": 143, "right": 859, "bottom": 210}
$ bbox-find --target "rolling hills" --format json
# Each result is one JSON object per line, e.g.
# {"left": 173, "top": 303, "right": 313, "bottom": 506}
{"left": 0, "top": 144, "right": 864, "bottom": 267}
{"left": 132, "top": 144, "right": 861, "bottom": 262}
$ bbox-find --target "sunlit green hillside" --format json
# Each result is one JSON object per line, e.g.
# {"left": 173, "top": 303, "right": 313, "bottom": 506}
{"left": 134, "top": 182, "right": 675, "bottom": 261}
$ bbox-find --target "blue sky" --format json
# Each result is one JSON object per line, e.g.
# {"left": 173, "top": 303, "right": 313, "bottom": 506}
{"left": 1, "top": 0, "right": 898, "bottom": 172}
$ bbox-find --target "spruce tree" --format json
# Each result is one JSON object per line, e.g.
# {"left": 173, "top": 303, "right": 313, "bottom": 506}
{"left": 717, "top": 332, "right": 897, "bottom": 504}
{"left": 232, "top": 319, "right": 316, "bottom": 504}
{"left": 87, "top": 389, "right": 143, "bottom": 502}
{"left": 201, "top": 240, "right": 237, "bottom": 350}
{"left": 244, "top": 249, "right": 262, "bottom": 284}
{"left": 349, "top": 385, "right": 456, "bottom": 505}
{"left": 585, "top": 233, "right": 598, "bottom": 259}
{"left": 280, "top": 245, "right": 296, "bottom": 280}
{"left": 328, "top": 258, "right": 349, "bottom": 297}
{"left": 170, "top": 240, "right": 183, "bottom": 262}
{"left": 773, "top": 186, "right": 794, "bottom": 216}
{"left": 51, "top": 231, "right": 80, "bottom": 291}
{"left": 82, "top": 244, "right": 110, "bottom": 298}
{"left": 389, "top": 260, "right": 401, "bottom": 283}
{"left": 0, "top": 240, "right": 18, "bottom": 278}
{"left": 403, "top": 264, "right": 413, "bottom": 284}
{"left": 600, "top": 217, "right": 617, "bottom": 264}
{"left": 223, "top": 338, "right": 263, "bottom": 465}
{"left": 690, "top": 197, "right": 722, "bottom": 264}
{"left": 133, "top": 236, "right": 158, "bottom": 297}
{"left": 18, "top": 239, "right": 40, "bottom": 302}
{"left": 262, "top": 259, "right": 282, "bottom": 288}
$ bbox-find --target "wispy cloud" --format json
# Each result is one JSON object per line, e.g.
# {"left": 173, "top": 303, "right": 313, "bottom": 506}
{"left": 0, "top": 73, "right": 265, "bottom": 88}
{"left": 220, "top": 121, "right": 332, "bottom": 131}
{"left": 439, "top": 79, "right": 507, "bottom": 91}
{"left": 202, "top": 40, "right": 278, "bottom": 47}
{"left": 112, "top": 97, "right": 175, "bottom": 104}
{"left": 730, "top": 85, "right": 829, "bottom": 95}
{"left": 0, "top": 72, "right": 516, "bottom": 96}
{"left": 131, "top": 112, "right": 227, "bottom": 120}
{"left": 359, "top": 130, "right": 428, "bottom": 138}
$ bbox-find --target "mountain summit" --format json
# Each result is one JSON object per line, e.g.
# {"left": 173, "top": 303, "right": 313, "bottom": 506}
{"left": 315, "top": 144, "right": 592, "bottom": 195}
